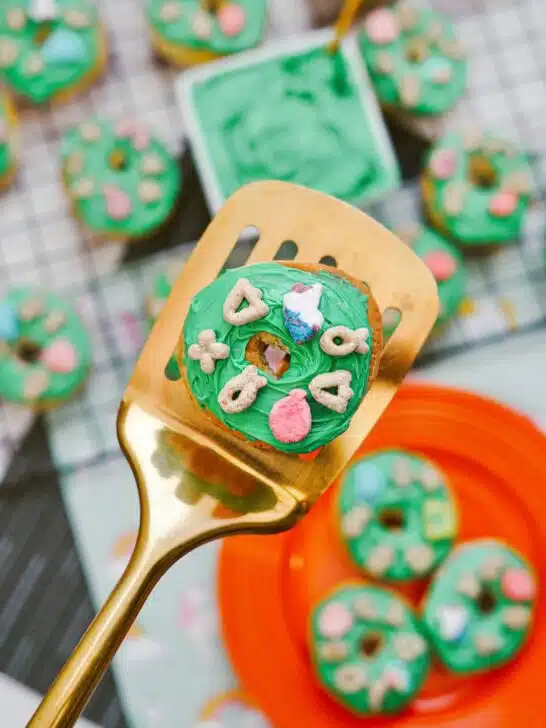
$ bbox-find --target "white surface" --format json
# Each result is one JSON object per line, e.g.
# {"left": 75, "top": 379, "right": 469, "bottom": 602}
{"left": 0, "top": 673, "right": 100, "bottom": 728}
{"left": 416, "top": 329, "right": 546, "bottom": 428}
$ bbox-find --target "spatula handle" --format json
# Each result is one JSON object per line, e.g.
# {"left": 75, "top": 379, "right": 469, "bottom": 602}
{"left": 27, "top": 538, "right": 164, "bottom": 727}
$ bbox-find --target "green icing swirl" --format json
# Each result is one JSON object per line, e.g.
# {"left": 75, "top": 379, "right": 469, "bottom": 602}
{"left": 147, "top": 0, "right": 266, "bottom": 56}
{"left": 0, "top": 288, "right": 92, "bottom": 406}
{"left": 182, "top": 263, "right": 374, "bottom": 454}
{"left": 188, "top": 39, "right": 400, "bottom": 205}
{"left": 0, "top": 93, "right": 16, "bottom": 179}
{"left": 0, "top": 0, "right": 103, "bottom": 104}
{"left": 423, "top": 540, "right": 536, "bottom": 675}
{"left": 360, "top": 7, "right": 467, "bottom": 116}
{"left": 423, "top": 130, "right": 532, "bottom": 246}
{"left": 60, "top": 119, "right": 181, "bottom": 238}
{"left": 310, "top": 585, "right": 430, "bottom": 715}
{"left": 338, "top": 450, "right": 457, "bottom": 582}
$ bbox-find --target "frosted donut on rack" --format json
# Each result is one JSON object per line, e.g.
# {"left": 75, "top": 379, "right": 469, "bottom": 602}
{"left": 60, "top": 118, "right": 181, "bottom": 242}
{"left": 359, "top": 6, "right": 466, "bottom": 130}
{"left": 147, "top": 0, "right": 267, "bottom": 66}
{"left": 421, "top": 129, "right": 533, "bottom": 252}
{"left": 0, "top": 288, "right": 92, "bottom": 409}
{"left": 0, "top": 0, "right": 107, "bottom": 104}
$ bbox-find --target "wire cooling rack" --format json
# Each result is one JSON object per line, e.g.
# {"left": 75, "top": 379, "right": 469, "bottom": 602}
{"left": 30, "top": 0, "right": 546, "bottom": 474}
{"left": 0, "top": 0, "right": 543, "bottom": 478}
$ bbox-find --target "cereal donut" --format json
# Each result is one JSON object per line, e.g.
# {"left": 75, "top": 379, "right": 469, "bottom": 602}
{"left": 0, "top": 0, "right": 107, "bottom": 105}
{"left": 60, "top": 119, "right": 182, "bottom": 241}
{"left": 0, "top": 91, "right": 19, "bottom": 189}
{"left": 309, "top": 584, "right": 430, "bottom": 716}
{"left": 359, "top": 6, "right": 467, "bottom": 118}
{"left": 423, "top": 539, "right": 536, "bottom": 675}
{"left": 338, "top": 450, "right": 457, "bottom": 581}
{"left": 422, "top": 130, "right": 533, "bottom": 250}
{"left": 147, "top": 0, "right": 267, "bottom": 67}
{"left": 0, "top": 288, "right": 92, "bottom": 409}
{"left": 181, "top": 262, "right": 382, "bottom": 455}
{"left": 397, "top": 225, "right": 465, "bottom": 330}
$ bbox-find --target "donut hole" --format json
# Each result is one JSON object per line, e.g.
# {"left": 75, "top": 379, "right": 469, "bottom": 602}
{"left": 405, "top": 40, "right": 427, "bottom": 64}
{"left": 33, "top": 24, "right": 54, "bottom": 47}
{"left": 469, "top": 155, "right": 498, "bottom": 189}
{"left": 476, "top": 585, "right": 497, "bottom": 615}
{"left": 109, "top": 148, "right": 130, "bottom": 172}
{"left": 246, "top": 333, "right": 291, "bottom": 379}
{"left": 378, "top": 507, "right": 406, "bottom": 532}
{"left": 360, "top": 632, "right": 384, "bottom": 658}
{"left": 16, "top": 338, "right": 42, "bottom": 364}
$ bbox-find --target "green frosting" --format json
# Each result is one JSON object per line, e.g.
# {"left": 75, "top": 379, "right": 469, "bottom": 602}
{"left": 423, "top": 130, "right": 532, "bottom": 246}
{"left": 423, "top": 540, "right": 536, "bottom": 675}
{"left": 338, "top": 450, "right": 457, "bottom": 582}
{"left": 310, "top": 585, "right": 430, "bottom": 716}
{"left": 0, "top": 0, "right": 103, "bottom": 104}
{"left": 182, "top": 263, "right": 374, "bottom": 454}
{"left": 186, "top": 35, "right": 400, "bottom": 207}
{"left": 147, "top": 0, "right": 266, "bottom": 57}
{"left": 360, "top": 6, "right": 467, "bottom": 116}
{"left": 0, "top": 93, "right": 16, "bottom": 179}
{"left": 60, "top": 119, "right": 181, "bottom": 239}
{"left": 0, "top": 288, "right": 92, "bottom": 407}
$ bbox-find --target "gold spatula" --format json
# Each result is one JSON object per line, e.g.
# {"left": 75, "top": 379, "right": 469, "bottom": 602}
{"left": 29, "top": 181, "right": 438, "bottom": 727}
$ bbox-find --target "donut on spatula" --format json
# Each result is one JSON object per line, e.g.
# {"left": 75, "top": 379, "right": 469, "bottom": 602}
{"left": 180, "top": 261, "right": 382, "bottom": 455}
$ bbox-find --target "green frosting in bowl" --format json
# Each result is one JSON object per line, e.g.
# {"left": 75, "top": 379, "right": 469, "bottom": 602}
{"left": 183, "top": 33, "right": 400, "bottom": 209}
{"left": 182, "top": 263, "right": 376, "bottom": 454}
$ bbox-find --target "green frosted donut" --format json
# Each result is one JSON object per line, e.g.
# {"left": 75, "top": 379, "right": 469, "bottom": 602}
{"left": 145, "top": 263, "right": 182, "bottom": 324}
{"left": 181, "top": 262, "right": 381, "bottom": 454}
{"left": 309, "top": 584, "right": 430, "bottom": 716}
{"left": 338, "top": 450, "right": 457, "bottom": 581}
{"left": 0, "top": 288, "right": 92, "bottom": 408}
{"left": 397, "top": 225, "right": 465, "bottom": 329}
{"left": 0, "top": 92, "right": 18, "bottom": 185}
{"left": 0, "top": 0, "right": 106, "bottom": 105}
{"left": 359, "top": 6, "right": 466, "bottom": 116}
{"left": 423, "top": 540, "right": 536, "bottom": 675}
{"left": 60, "top": 119, "right": 181, "bottom": 240}
{"left": 147, "top": 0, "right": 267, "bottom": 65}
{"left": 422, "top": 130, "right": 533, "bottom": 248}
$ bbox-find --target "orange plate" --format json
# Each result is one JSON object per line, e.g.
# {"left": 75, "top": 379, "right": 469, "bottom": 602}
{"left": 218, "top": 383, "right": 546, "bottom": 728}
